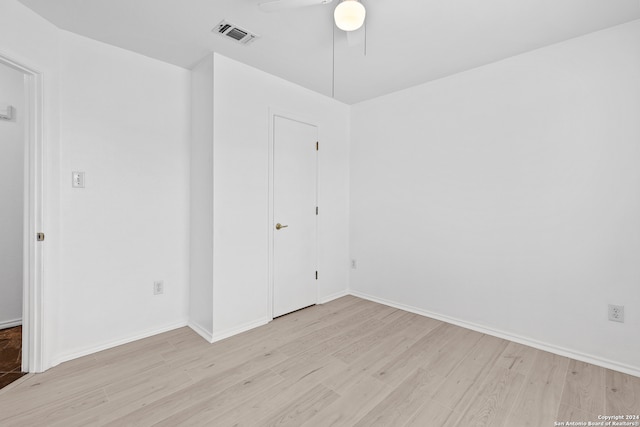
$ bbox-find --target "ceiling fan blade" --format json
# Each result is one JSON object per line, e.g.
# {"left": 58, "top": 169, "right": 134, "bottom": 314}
{"left": 259, "top": 0, "right": 333, "bottom": 13}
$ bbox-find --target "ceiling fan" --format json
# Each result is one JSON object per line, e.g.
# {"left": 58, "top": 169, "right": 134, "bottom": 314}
{"left": 258, "top": 0, "right": 368, "bottom": 98}
{"left": 258, "top": 0, "right": 367, "bottom": 32}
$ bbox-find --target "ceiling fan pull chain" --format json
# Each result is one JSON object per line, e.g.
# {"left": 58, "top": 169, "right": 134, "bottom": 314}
{"left": 364, "top": 19, "right": 367, "bottom": 56}
{"left": 332, "top": 20, "right": 336, "bottom": 98}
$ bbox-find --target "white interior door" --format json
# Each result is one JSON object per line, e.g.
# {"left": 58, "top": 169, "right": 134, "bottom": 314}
{"left": 273, "top": 116, "right": 317, "bottom": 317}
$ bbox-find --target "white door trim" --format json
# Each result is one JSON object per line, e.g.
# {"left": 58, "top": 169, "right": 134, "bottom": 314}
{"left": 267, "top": 108, "right": 319, "bottom": 321}
{"left": 0, "top": 51, "right": 45, "bottom": 373}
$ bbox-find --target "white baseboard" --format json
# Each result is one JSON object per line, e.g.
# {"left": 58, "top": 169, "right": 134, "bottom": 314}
{"left": 189, "top": 291, "right": 351, "bottom": 345}
{"left": 52, "top": 320, "right": 188, "bottom": 367}
{"left": 318, "top": 289, "right": 349, "bottom": 304}
{"left": 0, "top": 318, "right": 22, "bottom": 330}
{"left": 189, "top": 290, "right": 350, "bottom": 344}
{"left": 350, "top": 290, "right": 640, "bottom": 378}
{"left": 209, "top": 317, "right": 270, "bottom": 344}
{"left": 188, "top": 321, "right": 213, "bottom": 342}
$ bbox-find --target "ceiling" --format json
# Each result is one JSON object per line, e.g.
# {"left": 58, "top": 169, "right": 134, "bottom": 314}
{"left": 18, "top": 0, "right": 640, "bottom": 104}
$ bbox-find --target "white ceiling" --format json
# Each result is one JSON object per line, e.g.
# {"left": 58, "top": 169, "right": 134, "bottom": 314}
{"left": 18, "top": 0, "right": 640, "bottom": 104}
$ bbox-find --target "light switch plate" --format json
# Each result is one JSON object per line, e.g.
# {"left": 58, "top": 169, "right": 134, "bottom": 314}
{"left": 0, "top": 104, "right": 13, "bottom": 120}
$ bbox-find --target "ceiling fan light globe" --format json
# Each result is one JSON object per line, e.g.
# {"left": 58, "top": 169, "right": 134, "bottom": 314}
{"left": 334, "top": 0, "right": 366, "bottom": 31}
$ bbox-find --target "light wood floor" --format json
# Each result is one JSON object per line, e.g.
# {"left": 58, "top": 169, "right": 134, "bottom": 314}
{"left": 1, "top": 296, "right": 638, "bottom": 426}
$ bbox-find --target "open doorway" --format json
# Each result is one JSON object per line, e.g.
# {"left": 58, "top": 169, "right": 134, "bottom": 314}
{"left": 0, "top": 60, "right": 26, "bottom": 389}
{"left": 0, "top": 52, "right": 45, "bottom": 388}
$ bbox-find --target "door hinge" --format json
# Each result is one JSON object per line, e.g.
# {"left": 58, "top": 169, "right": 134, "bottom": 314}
{"left": 316, "top": 141, "right": 319, "bottom": 151}
{"left": 37, "top": 232, "right": 45, "bottom": 242}
{"left": 316, "top": 206, "right": 318, "bottom": 215}
{"left": 315, "top": 271, "right": 318, "bottom": 280}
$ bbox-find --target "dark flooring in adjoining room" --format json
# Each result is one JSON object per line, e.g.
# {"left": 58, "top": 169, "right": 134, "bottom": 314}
{"left": 0, "top": 326, "right": 25, "bottom": 390}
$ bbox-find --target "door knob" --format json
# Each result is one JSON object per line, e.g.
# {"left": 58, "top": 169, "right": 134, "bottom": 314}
{"left": 275, "top": 223, "right": 289, "bottom": 230}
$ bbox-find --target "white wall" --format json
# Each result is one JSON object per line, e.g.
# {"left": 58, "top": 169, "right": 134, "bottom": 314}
{"left": 190, "top": 53, "right": 350, "bottom": 341}
{"left": 213, "top": 54, "right": 350, "bottom": 337}
{"left": 6, "top": 0, "right": 636, "bottom": 379}
{"left": 0, "top": 62, "right": 24, "bottom": 329}
{"left": 189, "top": 54, "right": 214, "bottom": 338}
{"left": 56, "top": 30, "right": 191, "bottom": 362}
{"left": 1, "top": 0, "right": 191, "bottom": 368}
{"left": 350, "top": 20, "right": 640, "bottom": 375}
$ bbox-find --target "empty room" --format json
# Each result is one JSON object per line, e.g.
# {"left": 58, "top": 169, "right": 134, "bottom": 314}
{"left": 0, "top": 0, "right": 639, "bottom": 425}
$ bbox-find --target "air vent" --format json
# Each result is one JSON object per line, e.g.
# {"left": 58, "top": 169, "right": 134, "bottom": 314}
{"left": 214, "top": 20, "right": 259, "bottom": 46}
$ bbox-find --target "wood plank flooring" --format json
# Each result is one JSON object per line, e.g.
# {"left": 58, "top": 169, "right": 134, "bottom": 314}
{"left": 0, "top": 326, "right": 25, "bottom": 390}
{"left": 0, "top": 296, "right": 638, "bottom": 426}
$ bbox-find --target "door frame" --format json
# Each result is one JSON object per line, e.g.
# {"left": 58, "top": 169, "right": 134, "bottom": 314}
{"left": 0, "top": 51, "right": 45, "bottom": 373}
{"left": 267, "top": 108, "right": 319, "bottom": 320}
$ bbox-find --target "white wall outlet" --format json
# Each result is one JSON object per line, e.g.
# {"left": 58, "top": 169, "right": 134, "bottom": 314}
{"left": 608, "top": 304, "right": 624, "bottom": 323}
{"left": 72, "top": 171, "right": 85, "bottom": 188}
{"left": 153, "top": 281, "right": 164, "bottom": 295}
{"left": 351, "top": 259, "right": 357, "bottom": 269}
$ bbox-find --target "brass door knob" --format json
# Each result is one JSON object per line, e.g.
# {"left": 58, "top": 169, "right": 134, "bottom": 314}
{"left": 275, "top": 223, "right": 289, "bottom": 230}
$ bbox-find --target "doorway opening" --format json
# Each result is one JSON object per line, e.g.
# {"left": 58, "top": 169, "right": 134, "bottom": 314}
{"left": 0, "top": 59, "right": 26, "bottom": 389}
{"left": 0, "top": 52, "right": 45, "bottom": 388}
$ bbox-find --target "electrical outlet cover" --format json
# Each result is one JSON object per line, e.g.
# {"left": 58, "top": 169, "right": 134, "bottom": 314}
{"left": 72, "top": 171, "right": 85, "bottom": 188}
{"left": 608, "top": 304, "right": 624, "bottom": 323}
{"left": 154, "top": 281, "right": 164, "bottom": 295}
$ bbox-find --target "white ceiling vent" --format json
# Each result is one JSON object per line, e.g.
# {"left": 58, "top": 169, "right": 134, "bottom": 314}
{"left": 214, "top": 20, "right": 259, "bottom": 46}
